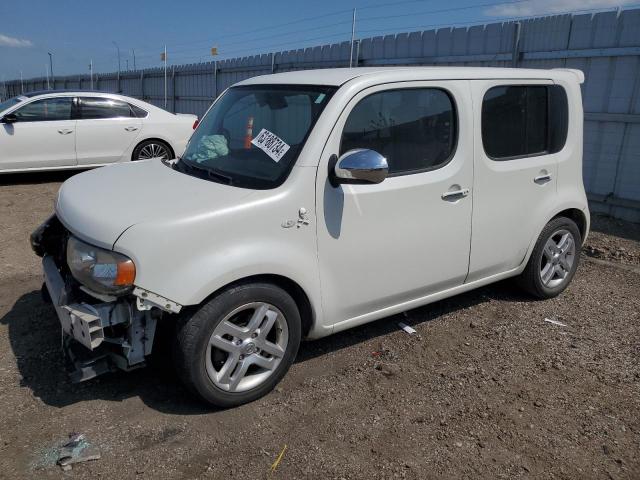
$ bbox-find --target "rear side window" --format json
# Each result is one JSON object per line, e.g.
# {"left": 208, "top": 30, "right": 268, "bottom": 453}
{"left": 130, "top": 104, "right": 148, "bottom": 118}
{"left": 13, "top": 97, "right": 73, "bottom": 122}
{"left": 79, "top": 97, "right": 134, "bottom": 119}
{"left": 481, "top": 85, "right": 568, "bottom": 160}
{"left": 341, "top": 88, "right": 456, "bottom": 176}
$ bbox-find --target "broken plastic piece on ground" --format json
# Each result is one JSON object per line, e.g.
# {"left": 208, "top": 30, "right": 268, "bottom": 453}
{"left": 544, "top": 318, "right": 567, "bottom": 327}
{"left": 398, "top": 322, "right": 417, "bottom": 334}
{"left": 57, "top": 433, "right": 101, "bottom": 471}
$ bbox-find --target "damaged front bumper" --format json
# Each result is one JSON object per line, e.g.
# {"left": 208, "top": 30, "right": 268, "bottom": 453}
{"left": 32, "top": 214, "right": 182, "bottom": 383}
{"left": 43, "top": 253, "right": 160, "bottom": 382}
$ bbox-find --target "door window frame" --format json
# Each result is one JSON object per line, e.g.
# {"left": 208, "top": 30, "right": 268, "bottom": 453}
{"left": 338, "top": 85, "right": 459, "bottom": 177}
{"left": 76, "top": 96, "right": 139, "bottom": 121}
{"left": 480, "top": 82, "right": 567, "bottom": 162}
{"left": 12, "top": 96, "right": 76, "bottom": 123}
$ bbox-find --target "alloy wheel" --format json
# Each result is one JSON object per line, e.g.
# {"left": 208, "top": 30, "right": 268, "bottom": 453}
{"left": 539, "top": 228, "right": 576, "bottom": 288}
{"left": 137, "top": 143, "right": 170, "bottom": 160}
{"left": 205, "top": 302, "right": 288, "bottom": 393}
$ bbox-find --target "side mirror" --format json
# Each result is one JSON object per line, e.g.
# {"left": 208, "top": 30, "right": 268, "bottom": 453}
{"left": 1, "top": 113, "right": 17, "bottom": 124}
{"left": 331, "top": 149, "right": 389, "bottom": 186}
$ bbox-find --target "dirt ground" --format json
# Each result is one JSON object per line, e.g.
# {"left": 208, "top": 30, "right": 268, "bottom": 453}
{"left": 0, "top": 171, "right": 638, "bottom": 480}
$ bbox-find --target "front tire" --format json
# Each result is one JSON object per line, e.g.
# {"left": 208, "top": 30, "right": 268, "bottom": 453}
{"left": 517, "top": 216, "right": 582, "bottom": 299}
{"left": 174, "top": 283, "right": 301, "bottom": 408}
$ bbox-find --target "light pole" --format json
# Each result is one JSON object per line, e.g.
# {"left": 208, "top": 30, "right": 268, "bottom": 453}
{"left": 89, "top": 60, "right": 94, "bottom": 89}
{"left": 48, "top": 52, "right": 54, "bottom": 88}
{"left": 131, "top": 49, "right": 136, "bottom": 71}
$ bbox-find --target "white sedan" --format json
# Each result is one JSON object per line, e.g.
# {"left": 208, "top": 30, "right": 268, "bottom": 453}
{"left": 0, "top": 90, "right": 198, "bottom": 173}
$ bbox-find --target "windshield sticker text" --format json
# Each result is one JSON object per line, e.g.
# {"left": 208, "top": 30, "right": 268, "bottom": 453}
{"left": 251, "top": 128, "right": 290, "bottom": 162}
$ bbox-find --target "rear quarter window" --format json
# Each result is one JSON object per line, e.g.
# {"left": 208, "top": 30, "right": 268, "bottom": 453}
{"left": 481, "top": 84, "right": 568, "bottom": 160}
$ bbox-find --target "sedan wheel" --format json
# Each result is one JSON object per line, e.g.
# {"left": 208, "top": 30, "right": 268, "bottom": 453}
{"left": 136, "top": 142, "right": 170, "bottom": 160}
{"left": 206, "top": 302, "right": 288, "bottom": 393}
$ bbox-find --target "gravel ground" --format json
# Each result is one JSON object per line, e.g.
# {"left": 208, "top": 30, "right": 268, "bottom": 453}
{"left": 0, "top": 171, "right": 639, "bottom": 479}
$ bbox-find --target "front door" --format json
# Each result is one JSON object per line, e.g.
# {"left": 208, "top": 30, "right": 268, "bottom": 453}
{"left": 316, "top": 81, "right": 474, "bottom": 329}
{"left": 0, "top": 96, "right": 76, "bottom": 171}
{"left": 75, "top": 97, "right": 142, "bottom": 165}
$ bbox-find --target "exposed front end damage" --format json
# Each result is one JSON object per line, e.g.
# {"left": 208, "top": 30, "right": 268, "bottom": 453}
{"left": 31, "top": 215, "right": 177, "bottom": 382}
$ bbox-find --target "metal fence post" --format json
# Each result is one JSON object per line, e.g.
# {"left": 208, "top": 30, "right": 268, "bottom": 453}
{"left": 213, "top": 61, "right": 218, "bottom": 99}
{"left": 140, "top": 70, "right": 144, "bottom": 99}
{"left": 172, "top": 66, "right": 176, "bottom": 113}
{"left": 512, "top": 22, "right": 522, "bottom": 67}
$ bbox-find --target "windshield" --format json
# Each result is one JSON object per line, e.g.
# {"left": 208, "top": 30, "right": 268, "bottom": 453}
{"left": 180, "top": 84, "right": 336, "bottom": 189}
{"left": 0, "top": 96, "right": 25, "bottom": 113}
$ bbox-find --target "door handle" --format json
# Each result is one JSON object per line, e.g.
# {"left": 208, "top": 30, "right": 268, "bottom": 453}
{"left": 124, "top": 126, "right": 139, "bottom": 132}
{"left": 57, "top": 129, "right": 73, "bottom": 135}
{"left": 534, "top": 173, "right": 552, "bottom": 184}
{"left": 441, "top": 188, "right": 470, "bottom": 200}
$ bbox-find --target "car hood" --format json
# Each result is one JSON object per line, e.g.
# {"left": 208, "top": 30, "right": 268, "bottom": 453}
{"left": 56, "top": 160, "right": 255, "bottom": 249}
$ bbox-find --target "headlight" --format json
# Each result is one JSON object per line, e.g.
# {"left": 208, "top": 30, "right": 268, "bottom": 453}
{"left": 66, "top": 236, "right": 136, "bottom": 295}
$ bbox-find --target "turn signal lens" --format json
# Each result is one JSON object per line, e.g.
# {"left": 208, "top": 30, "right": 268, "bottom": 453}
{"left": 114, "top": 259, "right": 136, "bottom": 286}
{"left": 192, "top": 119, "right": 199, "bottom": 130}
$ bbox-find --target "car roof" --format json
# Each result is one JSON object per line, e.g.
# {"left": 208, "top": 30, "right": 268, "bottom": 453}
{"left": 22, "top": 89, "right": 110, "bottom": 97}
{"left": 235, "top": 66, "right": 584, "bottom": 87}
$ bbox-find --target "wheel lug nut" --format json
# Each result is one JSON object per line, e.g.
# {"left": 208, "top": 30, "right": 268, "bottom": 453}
{"left": 239, "top": 354, "right": 244, "bottom": 360}
{"left": 251, "top": 333, "right": 258, "bottom": 338}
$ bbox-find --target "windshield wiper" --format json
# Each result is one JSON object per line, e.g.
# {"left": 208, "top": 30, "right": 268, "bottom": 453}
{"left": 175, "top": 158, "right": 233, "bottom": 185}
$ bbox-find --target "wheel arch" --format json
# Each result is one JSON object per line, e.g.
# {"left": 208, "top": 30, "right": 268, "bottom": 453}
{"left": 520, "top": 204, "right": 590, "bottom": 269}
{"left": 198, "top": 274, "right": 315, "bottom": 339}
{"left": 131, "top": 137, "right": 175, "bottom": 161}
{"left": 550, "top": 208, "right": 588, "bottom": 244}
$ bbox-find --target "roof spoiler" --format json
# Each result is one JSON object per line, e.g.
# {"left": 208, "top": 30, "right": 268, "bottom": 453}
{"left": 552, "top": 68, "right": 585, "bottom": 84}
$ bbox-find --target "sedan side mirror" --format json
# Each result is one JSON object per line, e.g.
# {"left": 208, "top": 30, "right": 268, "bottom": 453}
{"left": 1, "top": 113, "right": 17, "bottom": 124}
{"left": 331, "top": 148, "right": 389, "bottom": 187}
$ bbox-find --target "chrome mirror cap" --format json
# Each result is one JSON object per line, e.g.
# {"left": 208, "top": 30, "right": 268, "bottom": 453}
{"left": 333, "top": 148, "right": 389, "bottom": 185}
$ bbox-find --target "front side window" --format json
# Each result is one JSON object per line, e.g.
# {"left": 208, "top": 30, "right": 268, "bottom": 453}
{"left": 79, "top": 97, "right": 134, "bottom": 119}
{"left": 341, "top": 88, "right": 457, "bottom": 176}
{"left": 13, "top": 97, "right": 73, "bottom": 122}
{"left": 481, "top": 85, "right": 568, "bottom": 160}
{"left": 0, "top": 96, "right": 26, "bottom": 113}
{"left": 180, "top": 85, "right": 336, "bottom": 189}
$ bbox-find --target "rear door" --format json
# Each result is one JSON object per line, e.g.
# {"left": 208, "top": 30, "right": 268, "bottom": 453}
{"left": 0, "top": 96, "right": 76, "bottom": 170}
{"left": 75, "top": 97, "right": 142, "bottom": 165}
{"left": 468, "top": 80, "right": 564, "bottom": 281}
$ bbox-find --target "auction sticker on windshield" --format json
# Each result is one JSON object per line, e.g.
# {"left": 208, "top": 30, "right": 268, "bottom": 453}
{"left": 251, "top": 128, "right": 290, "bottom": 162}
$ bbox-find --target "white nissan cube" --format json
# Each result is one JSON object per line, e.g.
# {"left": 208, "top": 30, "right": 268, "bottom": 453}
{"left": 32, "top": 67, "right": 589, "bottom": 407}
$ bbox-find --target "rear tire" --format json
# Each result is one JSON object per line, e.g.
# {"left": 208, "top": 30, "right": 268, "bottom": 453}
{"left": 132, "top": 139, "right": 173, "bottom": 161}
{"left": 517, "top": 216, "right": 582, "bottom": 299}
{"left": 173, "top": 283, "right": 301, "bottom": 408}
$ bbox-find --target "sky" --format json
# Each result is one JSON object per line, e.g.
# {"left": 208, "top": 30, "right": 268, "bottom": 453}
{"left": 0, "top": 0, "right": 637, "bottom": 81}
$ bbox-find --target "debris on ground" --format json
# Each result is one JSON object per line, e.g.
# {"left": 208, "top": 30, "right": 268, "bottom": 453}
{"left": 270, "top": 444, "right": 287, "bottom": 473}
{"left": 398, "top": 322, "right": 417, "bottom": 335}
{"left": 544, "top": 318, "right": 567, "bottom": 327}
{"left": 56, "top": 433, "right": 101, "bottom": 471}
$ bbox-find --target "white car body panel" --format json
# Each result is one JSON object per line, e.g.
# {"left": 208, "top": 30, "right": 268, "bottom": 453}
{"left": 315, "top": 80, "right": 474, "bottom": 324}
{"left": 75, "top": 116, "right": 142, "bottom": 165}
{"left": 1, "top": 118, "right": 77, "bottom": 170}
{"left": 52, "top": 67, "right": 588, "bottom": 341}
{"left": 0, "top": 91, "right": 196, "bottom": 173}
